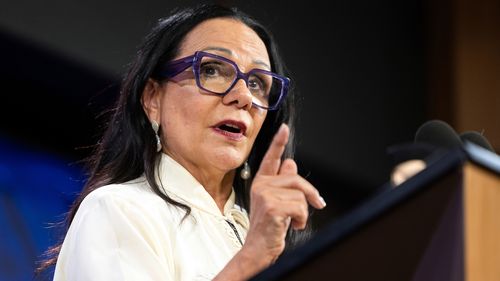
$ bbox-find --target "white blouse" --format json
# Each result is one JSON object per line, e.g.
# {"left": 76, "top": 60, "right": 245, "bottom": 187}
{"left": 54, "top": 154, "right": 250, "bottom": 281}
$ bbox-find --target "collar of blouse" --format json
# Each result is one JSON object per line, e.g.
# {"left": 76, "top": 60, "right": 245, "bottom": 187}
{"left": 155, "top": 153, "right": 249, "bottom": 230}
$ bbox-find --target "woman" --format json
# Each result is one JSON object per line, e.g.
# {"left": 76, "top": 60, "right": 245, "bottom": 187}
{"left": 46, "top": 4, "right": 326, "bottom": 280}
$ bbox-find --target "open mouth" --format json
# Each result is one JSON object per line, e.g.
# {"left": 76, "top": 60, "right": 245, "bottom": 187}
{"left": 218, "top": 123, "right": 242, "bottom": 134}
{"left": 213, "top": 120, "right": 247, "bottom": 138}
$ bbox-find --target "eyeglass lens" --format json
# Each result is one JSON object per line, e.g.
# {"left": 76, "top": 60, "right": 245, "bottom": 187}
{"left": 198, "top": 56, "right": 281, "bottom": 108}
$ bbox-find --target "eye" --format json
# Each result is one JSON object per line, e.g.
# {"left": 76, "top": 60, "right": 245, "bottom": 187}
{"left": 248, "top": 78, "right": 263, "bottom": 90}
{"left": 248, "top": 74, "right": 269, "bottom": 97}
{"left": 200, "top": 62, "right": 221, "bottom": 77}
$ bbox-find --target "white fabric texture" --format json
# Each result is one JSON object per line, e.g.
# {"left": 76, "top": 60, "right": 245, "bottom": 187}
{"left": 54, "top": 153, "right": 249, "bottom": 281}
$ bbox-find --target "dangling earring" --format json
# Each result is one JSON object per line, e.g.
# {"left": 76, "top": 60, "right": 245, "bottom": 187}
{"left": 151, "top": 120, "right": 162, "bottom": 152}
{"left": 240, "top": 161, "right": 251, "bottom": 180}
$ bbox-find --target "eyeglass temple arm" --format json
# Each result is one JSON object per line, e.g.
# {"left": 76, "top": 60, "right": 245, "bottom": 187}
{"left": 155, "top": 55, "right": 195, "bottom": 78}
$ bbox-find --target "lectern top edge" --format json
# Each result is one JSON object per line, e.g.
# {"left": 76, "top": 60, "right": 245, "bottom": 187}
{"left": 463, "top": 141, "right": 500, "bottom": 174}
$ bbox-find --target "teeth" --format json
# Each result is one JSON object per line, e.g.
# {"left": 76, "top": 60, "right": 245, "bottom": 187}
{"left": 225, "top": 124, "right": 240, "bottom": 129}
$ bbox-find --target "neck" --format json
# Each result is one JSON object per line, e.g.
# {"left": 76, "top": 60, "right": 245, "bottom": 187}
{"left": 166, "top": 151, "right": 236, "bottom": 214}
{"left": 196, "top": 170, "right": 235, "bottom": 213}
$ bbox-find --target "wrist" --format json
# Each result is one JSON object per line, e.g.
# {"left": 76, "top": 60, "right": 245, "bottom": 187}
{"left": 214, "top": 245, "right": 273, "bottom": 281}
{"left": 238, "top": 244, "right": 274, "bottom": 274}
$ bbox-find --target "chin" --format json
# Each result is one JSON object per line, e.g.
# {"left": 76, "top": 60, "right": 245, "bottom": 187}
{"left": 209, "top": 148, "right": 247, "bottom": 171}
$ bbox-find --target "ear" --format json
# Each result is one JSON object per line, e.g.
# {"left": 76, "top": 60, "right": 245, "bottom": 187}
{"left": 141, "top": 79, "right": 162, "bottom": 123}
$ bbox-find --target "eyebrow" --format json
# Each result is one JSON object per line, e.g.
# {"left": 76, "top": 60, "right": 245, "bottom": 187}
{"left": 201, "top": 46, "right": 271, "bottom": 70}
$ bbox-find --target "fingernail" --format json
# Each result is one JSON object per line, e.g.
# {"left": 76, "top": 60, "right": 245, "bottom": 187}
{"left": 319, "top": 196, "right": 327, "bottom": 208}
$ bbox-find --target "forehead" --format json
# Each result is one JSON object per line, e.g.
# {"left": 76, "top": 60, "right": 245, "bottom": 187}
{"left": 177, "top": 18, "right": 270, "bottom": 66}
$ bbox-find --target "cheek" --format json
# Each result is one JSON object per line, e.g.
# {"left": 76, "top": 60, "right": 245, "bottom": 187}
{"left": 160, "top": 90, "right": 203, "bottom": 137}
{"left": 250, "top": 108, "right": 267, "bottom": 139}
{"left": 159, "top": 84, "right": 220, "bottom": 141}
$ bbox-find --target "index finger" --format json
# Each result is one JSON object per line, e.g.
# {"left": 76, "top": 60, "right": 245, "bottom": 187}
{"left": 256, "top": 123, "right": 289, "bottom": 176}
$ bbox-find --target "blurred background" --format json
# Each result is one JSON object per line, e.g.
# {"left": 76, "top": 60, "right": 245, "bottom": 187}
{"left": 0, "top": 0, "right": 498, "bottom": 280}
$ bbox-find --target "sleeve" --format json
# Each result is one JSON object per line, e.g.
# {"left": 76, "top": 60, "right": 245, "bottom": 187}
{"left": 53, "top": 189, "right": 175, "bottom": 281}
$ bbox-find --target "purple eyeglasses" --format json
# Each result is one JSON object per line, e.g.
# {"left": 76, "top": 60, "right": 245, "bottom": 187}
{"left": 154, "top": 51, "right": 289, "bottom": 110}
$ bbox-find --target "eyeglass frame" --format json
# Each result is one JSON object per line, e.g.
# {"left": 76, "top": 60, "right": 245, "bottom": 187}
{"left": 154, "top": 51, "right": 290, "bottom": 111}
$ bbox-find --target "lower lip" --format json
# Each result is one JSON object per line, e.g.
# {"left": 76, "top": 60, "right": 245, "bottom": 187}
{"left": 212, "top": 127, "right": 245, "bottom": 141}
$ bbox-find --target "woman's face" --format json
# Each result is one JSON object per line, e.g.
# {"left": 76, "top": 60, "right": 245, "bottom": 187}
{"left": 148, "top": 18, "right": 269, "bottom": 176}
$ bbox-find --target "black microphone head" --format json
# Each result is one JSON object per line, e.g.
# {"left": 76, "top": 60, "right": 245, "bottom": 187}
{"left": 460, "top": 131, "right": 495, "bottom": 152}
{"left": 414, "top": 119, "right": 463, "bottom": 149}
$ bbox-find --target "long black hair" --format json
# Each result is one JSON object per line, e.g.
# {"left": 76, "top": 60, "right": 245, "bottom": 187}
{"left": 38, "top": 3, "right": 308, "bottom": 274}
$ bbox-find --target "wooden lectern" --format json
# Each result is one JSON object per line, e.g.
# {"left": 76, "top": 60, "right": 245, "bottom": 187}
{"left": 251, "top": 143, "right": 500, "bottom": 281}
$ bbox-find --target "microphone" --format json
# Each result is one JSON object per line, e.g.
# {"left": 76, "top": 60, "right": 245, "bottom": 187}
{"left": 389, "top": 119, "right": 496, "bottom": 186}
{"left": 390, "top": 120, "right": 461, "bottom": 187}
{"left": 460, "top": 131, "right": 495, "bottom": 153}
{"left": 414, "top": 119, "right": 462, "bottom": 149}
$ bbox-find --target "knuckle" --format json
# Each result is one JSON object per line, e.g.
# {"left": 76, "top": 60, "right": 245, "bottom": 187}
{"left": 293, "top": 220, "right": 306, "bottom": 230}
{"left": 291, "top": 176, "right": 304, "bottom": 189}
{"left": 260, "top": 197, "right": 276, "bottom": 213}
{"left": 297, "top": 190, "right": 307, "bottom": 201}
{"left": 300, "top": 203, "right": 309, "bottom": 218}
{"left": 271, "top": 216, "right": 282, "bottom": 225}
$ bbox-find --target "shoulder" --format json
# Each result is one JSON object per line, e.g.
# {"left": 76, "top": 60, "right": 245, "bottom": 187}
{"left": 55, "top": 178, "right": 179, "bottom": 280}
{"left": 83, "top": 177, "right": 158, "bottom": 206}
{"left": 76, "top": 177, "right": 185, "bottom": 225}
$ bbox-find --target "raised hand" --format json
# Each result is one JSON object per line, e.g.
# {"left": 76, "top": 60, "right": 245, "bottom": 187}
{"left": 214, "top": 123, "right": 326, "bottom": 281}
{"left": 244, "top": 123, "right": 326, "bottom": 266}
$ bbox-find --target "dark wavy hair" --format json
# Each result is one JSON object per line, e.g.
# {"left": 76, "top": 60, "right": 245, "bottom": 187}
{"left": 37, "top": 3, "right": 310, "bottom": 275}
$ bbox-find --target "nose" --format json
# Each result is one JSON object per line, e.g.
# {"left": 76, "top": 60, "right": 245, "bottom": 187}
{"left": 221, "top": 79, "right": 253, "bottom": 111}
